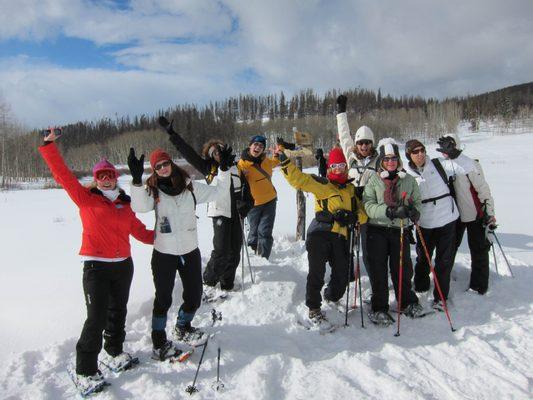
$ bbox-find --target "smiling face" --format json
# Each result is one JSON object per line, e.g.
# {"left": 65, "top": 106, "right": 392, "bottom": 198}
{"left": 249, "top": 142, "right": 265, "bottom": 157}
{"left": 95, "top": 170, "right": 117, "bottom": 191}
{"left": 154, "top": 160, "right": 172, "bottom": 178}
{"left": 410, "top": 146, "right": 426, "bottom": 168}
{"left": 356, "top": 139, "right": 373, "bottom": 157}
{"left": 382, "top": 155, "right": 399, "bottom": 172}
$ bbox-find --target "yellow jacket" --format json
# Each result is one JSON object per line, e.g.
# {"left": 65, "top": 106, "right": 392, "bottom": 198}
{"left": 280, "top": 159, "right": 368, "bottom": 238}
{"left": 238, "top": 152, "right": 280, "bottom": 206}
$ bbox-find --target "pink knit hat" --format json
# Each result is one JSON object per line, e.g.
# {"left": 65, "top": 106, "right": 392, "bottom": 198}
{"left": 92, "top": 159, "right": 118, "bottom": 179}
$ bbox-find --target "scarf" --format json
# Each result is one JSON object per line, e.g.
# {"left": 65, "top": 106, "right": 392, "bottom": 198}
{"left": 101, "top": 187, "right": 120, "bottom": 202}
{"left": 382, "top": 174, "right": 399, "bottom": 207}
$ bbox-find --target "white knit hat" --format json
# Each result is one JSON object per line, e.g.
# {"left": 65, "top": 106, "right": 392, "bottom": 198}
{"left": 377, "top": 137, "right": 406, "bottom": 178}
{"left": 354, "top": 125, "right": 374, "bottom": 143}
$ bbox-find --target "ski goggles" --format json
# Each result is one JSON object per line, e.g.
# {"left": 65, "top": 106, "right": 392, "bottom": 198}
{"left": 95, "top": 171, "right": 117, "bottom": 181}
{"left": 154, "top": 160, "right": 172, "bottom": 171}
{"left": 382, "top": 156, "right": 399, "bottom": 162}
{"left": 329, "top": 162, "right": 347, "bottom": 169}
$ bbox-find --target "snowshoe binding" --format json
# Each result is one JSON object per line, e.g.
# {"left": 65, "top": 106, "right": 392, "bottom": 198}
{"left": 152, "top": 340, "right": 185, "bottom": 362}
{"left": 403, "top": 303, "right": 433, "bottom": 318}
{"left": 298, "top": 309, "right": 337, "bottom": 333}
{"left": 174, "top": 324, "right": 208, "bottom": 347}
{"left": 67, "top": 367, "right": 110, "bottom": 398}
{"left": 99, "top": 351, "right": 138, "bottom": 373}
{"left": 367, "top": 310, "right": 395, "bottom": 326}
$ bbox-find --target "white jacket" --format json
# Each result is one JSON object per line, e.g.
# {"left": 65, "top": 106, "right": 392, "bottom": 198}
{"left": 206, "top": 165, "right": 242, "bottom": 218}
{"left": 453, "top": 155, "right": 495, "bottom": 223}
{"left": 405, "top": 154, "right": 475, "bottom": 229}
{"left": 131, "top": 169, "right": 230, "bottom": 255}
{"left": 336, "top": 112, "right": 378, "bottom": 187}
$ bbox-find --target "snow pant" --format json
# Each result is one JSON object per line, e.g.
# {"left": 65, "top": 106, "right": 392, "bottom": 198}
{"left": 305, "top": 231, "right": 349, "bottom": 310}
{"left": 454, "top": 218, "right": 491, "bottom": 294}
{"left": 76, "top": 258, "right": 133, "bottom": 375}
{"left": 150, "top": 248, "right": 202, "bottom": 349}
{"left": 414, "top": 220, "right": 456, "bottom": 301}
{"left": 246, "top": 198, "right": 276, "bottom": 259}
{"left": 203, "top": 215, "right": 243, "bottom": 290}
{"left": 366, "top": 225, "right": 419, "bottom": 312}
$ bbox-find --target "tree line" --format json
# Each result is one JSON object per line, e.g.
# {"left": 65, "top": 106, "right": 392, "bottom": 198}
{"left": 0, "top": 82, "right": 531, "bottom": 186}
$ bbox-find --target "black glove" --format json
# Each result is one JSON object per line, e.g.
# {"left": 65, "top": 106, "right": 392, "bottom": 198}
{"left": 407, "top": 204, "right": 420, "bottom": 223}
{"left": 236, "top": 199, "right": 252, "bottom": 218}
{"left": 333, "top": 209, "right": 357, "bottom": 227}
{"left": 277, "top": 151, "right": 289, "bottom": 163}
{"left": 386, "top": 205, "right": 409, "bottom": 220}
{"left": 436, "top": 136, "right": 461, "bottom": 159}
{"left": 276, "top": 137, "right": 296, "bottom": 150}
{"left": 217, "top": 144, "right": 235, "bottom": 171}
{"left": 158, "top": 116, "right": 176, "bottom": 136}
{"left": 128, "top": 147, "right": 145, "bottom": 185}
{"left": 336, "top": 95, "right": 347, "bottom": 114}
{"left": 315, "top": 148, "right": 324, "bottom": 160}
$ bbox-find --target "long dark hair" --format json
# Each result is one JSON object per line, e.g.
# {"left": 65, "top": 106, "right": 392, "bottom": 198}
{"left": 146, "top": 161, "right": 191, "bottom": 202}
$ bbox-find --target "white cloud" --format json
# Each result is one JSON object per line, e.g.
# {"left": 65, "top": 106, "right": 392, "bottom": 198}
{"left": 0, "top": 0, "right": 532, "bottom": 127}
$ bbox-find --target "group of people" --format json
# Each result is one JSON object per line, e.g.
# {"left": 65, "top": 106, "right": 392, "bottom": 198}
{"left": 39, "top": 94, "right": 495, "bottom": 392}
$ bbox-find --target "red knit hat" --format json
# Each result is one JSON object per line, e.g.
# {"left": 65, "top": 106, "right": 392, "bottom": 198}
{"left": 327, "top": 147, "right": 347, "bottom": 168}
{"left": 150, "top": 149, "right": 171, "bottom": 169}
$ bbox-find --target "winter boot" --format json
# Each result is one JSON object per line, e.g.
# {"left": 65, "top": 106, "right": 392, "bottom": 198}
{"left": 305, "top": 308, "right": 335, "bottom": 332}
{"left": 367, "top": 310, "right": 394, "bottom": 326}
{"left": 99, "top": 351, "right": 137, "bottom": 372}
{"left": 432, "top": 300, "right": 445, "bottom": 312}
{"left": 174, "top": 323, "right": 207, "bottom": 346}
{"left": 403, "top": 303, "right": 426, "bottom": 318}
{"left": 152, "top": 340, "right": 183, "bottom": 361}
{"left": 69, "top": 369, "right": 108, "bottom": 396}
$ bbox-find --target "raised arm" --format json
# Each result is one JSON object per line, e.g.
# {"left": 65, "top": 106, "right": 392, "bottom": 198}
{"left": 278, "top": 152, "right": 331, "bottom": 199}
{"left": 336, "top": 95, "right": 355, "bottom": 161}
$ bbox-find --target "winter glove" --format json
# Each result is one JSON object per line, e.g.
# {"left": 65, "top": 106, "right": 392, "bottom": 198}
{"left": 386, "top": 205, "right": 409, "bottom": 220}
{"left": 236, "top": 199, "right": 252, "bottom": 218}
{"left": 217, "top": 144, "right": 235, "bottom": 171}
{"left": 128, "top": 147, "right": 145, "bottom": 185}
{"left": 407, "top": 204, "right": 420, "bottom": 223}
{"left": 333, "top": 209, "right": 357, "bottom": 227}
{"left": 336, "top": 95, "right": 347, "bottom": 114}
{"left": 277, "top": 151, "right": 289, "bottom": 164}
{"left": 276, "top": 137, "right": 296, "bottom": 151}
{"left": 407, "top": 226, "right": 416, "bottom": 245}
{"left": 158, "top": 116, "right": 176, "bottom": 136}
{"left": 436, "top": 136, "right": 461, "bottom": 159}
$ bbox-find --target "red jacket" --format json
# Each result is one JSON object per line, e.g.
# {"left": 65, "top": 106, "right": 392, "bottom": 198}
{"left": 39, "top": 143, "right": 154, "bottom": 258}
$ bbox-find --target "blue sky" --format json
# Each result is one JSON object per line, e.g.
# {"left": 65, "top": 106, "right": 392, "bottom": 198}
{"left": 0, "top": 0, "right": 532, "bottom": 128}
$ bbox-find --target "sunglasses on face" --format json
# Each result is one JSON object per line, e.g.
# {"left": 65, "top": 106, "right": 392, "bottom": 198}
{"left": 357, "top": 140, "right": 372, "bottom": 146}
{"left": 154, "top": 160, "right": 171, "bottom": 171}
{"left": 96, "top": 171, "right": 116, "bottom": 181}
{"left": 383, "top": 156, "right": 399, "bottom": 162}
{"left": 411, "top": 148, "right": 426, "bottom": 155}
{"left": 330, "top": 162, "right": 347, "bottom": 169}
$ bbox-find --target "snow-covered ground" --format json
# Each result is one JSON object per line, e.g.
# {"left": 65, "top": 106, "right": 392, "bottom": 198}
{"left": 1, "top": 129, "right": 532, "bottom": 399}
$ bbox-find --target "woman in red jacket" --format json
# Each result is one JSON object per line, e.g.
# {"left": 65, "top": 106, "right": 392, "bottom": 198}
{"left": 39, "top": 129, "right": 154, "bottom": 395}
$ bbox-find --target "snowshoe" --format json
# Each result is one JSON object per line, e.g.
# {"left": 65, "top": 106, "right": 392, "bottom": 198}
{"left": 367, "top": 310, "right": 395, "bottom": 326}
{"left": 298, "top": 309, "right": 337, "bottom": 333}
{"left": 67, "top": 367, "right": 110, "bottom": 398}
{"left": 152, "top": 340, "right": 184, "bottom": 361}
{"left": 432, "top": 300, "right": 445, "bottom": 312}
{"left": 99, "top": 351, "right": 138, "bottom": 373}
{"left": 403, "top": 303, "right": 432, "bottom": 318}
{"left": 174, "top": 324, "right": 208, "bottom": 346}
{"left": 202, "top": 287, "right": 229, "bottom": 303}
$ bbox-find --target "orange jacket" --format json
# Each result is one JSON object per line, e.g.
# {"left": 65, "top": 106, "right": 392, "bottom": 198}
{"left": 238, "top": 150, "right": 280, "bottom": 206}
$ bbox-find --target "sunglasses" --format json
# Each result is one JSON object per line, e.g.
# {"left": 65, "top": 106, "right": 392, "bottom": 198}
{"left": 383, "top": 156, "right": 399, "bottom": 162}
{"left": 357, "top": 140, "right": 372, "bottom": 146}
{"left": 330, "top": 162, "right": 347, "bottom": 169}
{"left": 411, "top": 148, "right": 426, "bottom": 155}
{"left": 96, "top": 171, "right": 116, "bottom": 181}
{"left": 154, "top": 160, "right": 171, "bottom": 171}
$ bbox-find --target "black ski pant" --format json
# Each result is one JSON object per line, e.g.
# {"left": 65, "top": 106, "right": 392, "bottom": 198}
{"left": 76, "top": 258, "right": 133, "bottom": 376}
{"left": 454, "top": 218, "right": 491, "bottom": 294}
{"left": 414, "top": 220, "right": 456, "bottom": 301}
{"left": 366, "top": 225, "right": 419, "bottom": 313}
{"left": 150, "top": 248, "right": 202, "bottom": 348}
{"left": 305, "top": 231, "right": 349, "bottom": 310}
{"left": 247, "top": 198, "right": 276, "bottom": 259}
{"left": 203, "top": 215, "right": 243, "bottom": 290}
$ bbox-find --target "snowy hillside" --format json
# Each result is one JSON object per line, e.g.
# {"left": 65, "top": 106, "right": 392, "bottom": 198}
{"left": 1, "top": 130, "right": 532, "bottom": 399}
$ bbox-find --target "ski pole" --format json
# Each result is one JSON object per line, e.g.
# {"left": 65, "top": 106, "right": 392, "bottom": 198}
{"left": 394, "top": 218, "right": 404, "bottom": 337}
{"left": 240, "top": 217, "right": 255, "bottom": 283}
{"left": 415, "top": 223, "right": 457, "bottom": 332}
{"left": 352, "top": 225, "right": 359, "bottom": 310}
{"left": 355, "top": 224, "right": 364, "bottom": 328}
{"left": 185, "top": 337, "right": 210, "bottom": 395}
{"left": 214, "top": 346, "right": 224, "bottom": 391}
{"left": 241, "top": 226, "right": 245, "bottom": 294}
{"left": 491, "top": 243, "right": 499, "bottom": 275}
{"left": 344, "top": 225, "right": 355, "bottom": 327}
{"left": 491, "top": 232, "right": 514, "bottom": 278}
